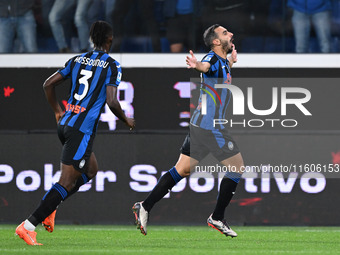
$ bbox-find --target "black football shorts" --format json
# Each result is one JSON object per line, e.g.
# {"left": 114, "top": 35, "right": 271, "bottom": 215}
{"left": 57, "top": 124, "right": 95, "bottom": 172}
{"left": 180, "top": 125, "right": 240, "bottom": 162}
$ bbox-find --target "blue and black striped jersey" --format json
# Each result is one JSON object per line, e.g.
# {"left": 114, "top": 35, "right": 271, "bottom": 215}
{"left": 58, "top": 50, "right": 122, "bottom": 135}
{"left": 190, "top": 51, "right": 232, "bottom": 130}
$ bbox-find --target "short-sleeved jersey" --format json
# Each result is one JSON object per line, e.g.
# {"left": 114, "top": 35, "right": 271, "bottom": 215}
{"left": 58, "top": 50, "right": 122, "bottom": 135}
{"left": 190, "top": 51, "right": 232, "bottom": 130}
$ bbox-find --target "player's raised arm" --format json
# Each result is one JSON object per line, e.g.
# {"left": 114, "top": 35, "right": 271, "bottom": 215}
{"left": 43, "top": 71, "right": 65, "bottom": 123}
{"left": 186, "top": 50, "right": 211, "bottom": 73}
{"left": 227, "top": 44, "right": 237, "bottom": 68}
{"left": 106, "top": 86, "right": 135, "bottom": 130}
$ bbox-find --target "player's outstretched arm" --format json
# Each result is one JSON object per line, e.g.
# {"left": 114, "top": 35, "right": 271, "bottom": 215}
{"left": 43, "top": 72, "right": 65, "bottom": 123}
{"left": 186, "top": 50, "right": 210, "bottom": 73}
{"left": 106, "top": 86, "right": 135, "bottom": 130}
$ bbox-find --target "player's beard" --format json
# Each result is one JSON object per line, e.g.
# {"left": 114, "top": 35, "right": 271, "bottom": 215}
{"left": 221, "top": 38, "right": 233, "bottom": 54}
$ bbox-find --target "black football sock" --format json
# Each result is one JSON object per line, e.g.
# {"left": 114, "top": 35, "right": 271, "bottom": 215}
{"left": 27, "top": 183, "right": 68, "bottom": 226}
{"left": 142, "top": 167, "right": 183, "bottom": 213}
{"left": 212, "top": 172, "right": 242, "bottom": 221}
{"left": 65, "top": 173, "right": 90, "bottom": 199}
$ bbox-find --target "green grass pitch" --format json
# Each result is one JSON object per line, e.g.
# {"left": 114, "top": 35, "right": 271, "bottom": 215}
{"left": 1, "top": 225, "right": 340, "bottom": 255}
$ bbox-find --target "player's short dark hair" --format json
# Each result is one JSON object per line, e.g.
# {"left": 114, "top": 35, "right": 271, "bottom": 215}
{"left": 89, "top": 21, "right": 113, "bottom": 47}
{"left": 203, "top": 24, "right": 220, "bottom": 49}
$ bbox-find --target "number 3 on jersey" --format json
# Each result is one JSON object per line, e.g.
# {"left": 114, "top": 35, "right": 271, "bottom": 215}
{"left": 74, "top": 69, "right": 93, "bottom": 101}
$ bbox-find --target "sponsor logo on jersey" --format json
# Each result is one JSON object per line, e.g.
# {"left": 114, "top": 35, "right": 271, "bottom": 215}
{"left": 79, "top": 159, "right": 86, "bottom": 169}
{"left": 65, "top": 103, "right": 86, "bottom": 114}
{"left": 228, "top": 141, "right": 234, "bottom": 150}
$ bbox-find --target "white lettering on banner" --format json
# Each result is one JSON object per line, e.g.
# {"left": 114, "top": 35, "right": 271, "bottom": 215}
{"left": 273, "top": 172, "right": 299, "bottom": 193}
{"left": 129, "top": 165, "right": 158, "bottom": 192}
{"left": 174, "top": 82, "right": 196, "bottom": 98}
{"left": 99, "top": 80, "right": 193, "bottom": 130}
{"left": 242, "top": 170, "right": 326, "bottom": 193}
{"left": 300, "top": 172, "right": 326, "bottom": 193}
{"left": 4, "top": 164, "right": 117, "bottom": 192}
{"left": 100, "top": 81, "right": 134, "bottom": 130}
{"left": 79, "top": 180, "right": 92, "bottom": 192}
{"left": 96, "top": 171, "right": 117, "bottom": 192}
{"left": 174, "top": 82, "right": 196, "bottom": 127}
{"left": 0, "top": 164, "right": 14, "bottom": 183}
{"left": 261, "top": 170, "right": 270, "bottom": 193}
{"left": 189, "top": 172, "right": 215, "bottom": 193}
{"left": 44, "top": 164, "right": 60, "bottom": 190}
{"left": 1, "top": 163, "right": 326, "bottom": 194}
{"left": 16, "top": 170, "right": 41, "bottom": 192}
{"left": 244, "top": 170, "right": 258, "bottom": 193}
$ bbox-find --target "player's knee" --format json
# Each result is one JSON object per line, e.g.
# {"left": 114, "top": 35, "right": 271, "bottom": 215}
{"left": 176, "top": 167, "right": 190, "bottom": 177}
{"left": 182, "top": 171, "right": 190, "bottom": 177}
{"left": 86, "top": 170, "right": 97, "bottom": 180}
{"left": 58, "top": 180, "right": 76, "bottom": 192}
{"left": 237, "top": 160, "right": 245, "bottom": 173}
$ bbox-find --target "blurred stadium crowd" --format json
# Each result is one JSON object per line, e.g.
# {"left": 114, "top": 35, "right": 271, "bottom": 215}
{"left": 0, "top": 0, "right": 340, "bottom": 53}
